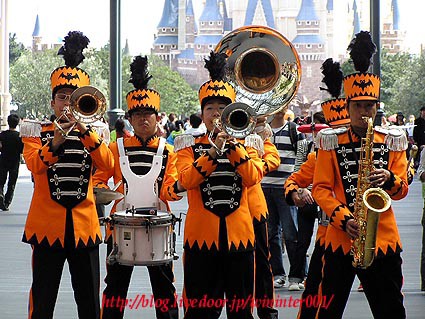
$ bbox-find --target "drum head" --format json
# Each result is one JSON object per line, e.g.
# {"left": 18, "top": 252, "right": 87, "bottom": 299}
{"left": 112, "top": 210, "right": 171, "bottom": 225}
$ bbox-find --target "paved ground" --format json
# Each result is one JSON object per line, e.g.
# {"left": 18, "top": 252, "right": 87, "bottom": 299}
{"left": 0, "top": 164, "right": 424, "bottom": 318}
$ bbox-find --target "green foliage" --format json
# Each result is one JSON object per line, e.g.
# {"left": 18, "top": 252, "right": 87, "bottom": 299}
{"left": 340, "top": 50, "right": 423, "bottom": 117}
{"left": 149, "top": 55, "right": 198, "bottom": 117}
{"left": 9, "top": 45, "right": 202, "bottom": 120}
{"left": 9, "top": 33, "right": 26, "bottom": 65}
{"left": 389, "top": 53, "right": 425, "bottom": 117}
{"left": 121, "top": 55, "right": 199, "bottom": 116}
{"left": 380, "top": 49, "right": 416, "bottom": 115}
{"left": 10, "top": 49, "right": 61, "bottom": 119}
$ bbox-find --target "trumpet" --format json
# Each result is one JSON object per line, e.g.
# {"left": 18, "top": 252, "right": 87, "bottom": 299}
{"left": 54, "top": 86, "right": 107, "bottom": 137}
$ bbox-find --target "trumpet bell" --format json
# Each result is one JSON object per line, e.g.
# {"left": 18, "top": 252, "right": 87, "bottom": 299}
{"left": 215, "top": 25, "right": 301, "bottom": 116}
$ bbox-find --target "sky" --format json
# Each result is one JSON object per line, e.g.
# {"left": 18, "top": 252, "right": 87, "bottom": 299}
{"left": 6, "top": 0, "right": 425, "bottom": 56}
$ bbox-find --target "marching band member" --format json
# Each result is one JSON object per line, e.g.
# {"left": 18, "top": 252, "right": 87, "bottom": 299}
{"left": 20, "top": 31, "right": 113, "bottom": 319}
{"left": 174, "top": 51, "right": 263, "bottom": 319}
{"left": 244, "top": 122, "right": 280, "bottom": 319}
{"left": 312, "top": 31, "right": 408, "bottom": 319}
{"left": 93, "top": 56, "right": 181, "bottom": 319}
{"left": 284, "top": 58, "right": 350, "bottom": 319}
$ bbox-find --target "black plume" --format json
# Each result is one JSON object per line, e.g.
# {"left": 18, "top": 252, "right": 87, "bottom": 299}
{"left": 347, "top": 31, "right": 376, "bottom": 73}
{"left": 320, "top": 58, "right": 343, "bottom": 98}
{"left": 57, "top": 31, "right": 90, "bottom": 67}
{"left": 204, "top": 51, "right": 228, "bottom": 81}
{"left": 129, "top": 56, "right": 152, "bottom": 90}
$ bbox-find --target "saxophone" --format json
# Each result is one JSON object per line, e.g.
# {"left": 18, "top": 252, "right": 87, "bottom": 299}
{"left": 351, "top": 117, "right": 391, "bottom": 269}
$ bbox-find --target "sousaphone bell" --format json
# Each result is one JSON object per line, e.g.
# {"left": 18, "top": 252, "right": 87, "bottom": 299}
{"left": 214, "top": 25, "right": 301, "bottom": 138}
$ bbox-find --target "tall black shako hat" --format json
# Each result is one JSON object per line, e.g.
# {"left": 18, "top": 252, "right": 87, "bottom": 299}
{"left": 50, "top": 31, "right": 90, "bottom": 98}
{"left": 320, "top": 58, "right": 350, "bottom": 126}
{"left": 343, "top": 31, "right": 380, "bottom": 101}
{"left": 198, "top": 51, "right": 236, "bottom": 109}
{"left": 126, "top": 55, "right": 160, "bottom": 114}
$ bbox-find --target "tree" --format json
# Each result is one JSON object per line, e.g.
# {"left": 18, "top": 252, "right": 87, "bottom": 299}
{"left": 380, "top": 50, "right": 415, "bottom": 115}
{"left": 390, "top": 53, "right": 425, "bottom": 117}
{"left": 9, "top": 33, "right": 26, "bottom": 65}
{"left": 10, "top": 46, "right": 198, "bottom": 120}
{"left": 10, "top": 49, "right": 61, "bottom": 119}
{"left": 149, "top": 55, "right": 198, "bottom": 117}
{"left": 121, "top": 54, "right": 198, "bottom": 116}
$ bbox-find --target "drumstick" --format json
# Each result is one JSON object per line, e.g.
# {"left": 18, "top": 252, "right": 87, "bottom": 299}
{"left": 112, "top": 180, "right": 122, "bottom": 191}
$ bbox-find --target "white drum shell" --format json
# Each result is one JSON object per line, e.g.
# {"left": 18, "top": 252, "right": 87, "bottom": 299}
{"left": 112, "top": 211, "right": 174, "bottom": 266}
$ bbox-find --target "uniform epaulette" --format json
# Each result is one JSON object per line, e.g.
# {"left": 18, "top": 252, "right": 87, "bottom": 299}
{"left": 19, "top": 120, "right": 45, "bottom": 137}
{"left": 173, "top": 134, "right": 195, "bottom": 152}
{"left": 375, "top": 126, "right": 408, "bottom": 151}
{"left": 254, "top": 123, "right": 273, "bottom": 141}
{"left": 245, "top": 133, "right": 264, "bottom": 156}
{"left": 316, "top": 127, "right": 347, "bottom": 151}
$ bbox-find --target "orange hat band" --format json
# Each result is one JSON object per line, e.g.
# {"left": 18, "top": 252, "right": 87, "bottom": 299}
{"left": 126, "top": 89, "right": 160, "bottom": 112}
{"left": 321, "top": 98, "right": 350, "bottom": 126}
{"left": 343, "top": 73, "right": 380, "bottom": 101}
{"left": 199, "top": 80, "right": 236, "bottom": 107}
{"left": 51, "top": 66, "right": 90, "bottom": 94}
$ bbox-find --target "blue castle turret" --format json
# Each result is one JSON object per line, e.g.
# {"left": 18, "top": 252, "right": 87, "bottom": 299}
{"left": 292, "top": 0, "right": 325, "bottom": 57}
{"left": 392, "top": 0, "right": 400, "bottom": 30}
{"left": 353, "top": 0, "right": 361, "bottom": 36}
{"left": 291, "top": 0, "right": 326, "bottom": 112}
{"left": 244, "top": 0, "right": 275, "bottom": 28}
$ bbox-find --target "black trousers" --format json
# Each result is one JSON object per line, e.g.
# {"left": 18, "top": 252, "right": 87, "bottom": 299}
{"left": 317, "top": 250, "right": 405, "bottom": 319}
{"left": 295, "top": 204, "right": 318, "bottom": 280}
{"left": 102, "top": 239, "right": 178, "bottom": 319}
{"left": 297, "top": 241, "right": 325, "bottom": 319}
{"left": 254, "top": 221, "right": 278, "bottom": 319}
{"left": 0, "top": 162, "right": 19, "bottom": 207}
{"left": 183, "top": 249, "right": 254, "bottom": 319}
{"left": 28, "top": 245, "right": 100, "bottom": 319}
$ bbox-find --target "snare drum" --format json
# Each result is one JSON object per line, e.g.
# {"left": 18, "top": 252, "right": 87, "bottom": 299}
{"left": 111, "top": 210, "right": 175, "bottom": 266}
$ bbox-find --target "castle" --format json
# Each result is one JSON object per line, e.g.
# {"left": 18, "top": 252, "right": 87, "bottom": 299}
{"left": 151, "top": 0, "right": 404, "bottom": 112}
{"left": 28, "top": 0, "right": 404, "bottom": 113}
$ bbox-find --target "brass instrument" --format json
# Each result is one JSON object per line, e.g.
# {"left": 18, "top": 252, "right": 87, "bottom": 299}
{"left": 351, "top": 117, "right": 391, "bottom": 269}
{"left": 214, "top": 25, "right": 301, "bottom": 138}
{"left": 54, "top": 86, "right": 107, "bottom": 136}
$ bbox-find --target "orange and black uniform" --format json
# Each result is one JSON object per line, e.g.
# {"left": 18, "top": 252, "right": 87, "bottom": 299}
{"left": 248, "top": 138, "right": 280, "bottom": 319}
{"left": 93, "top": 135, "right": 181, "bottom": 319}
{"left": 22, "top": 122, "right": 113, "bottom": 319}
{"left": 312, "top": 127, "right": 408, "bottom": 319}
{"left": 176, "top": 134, "right": 263, "bottom": 319}
{"left": 284, "top": 152, "right": 327, "bottom": 319}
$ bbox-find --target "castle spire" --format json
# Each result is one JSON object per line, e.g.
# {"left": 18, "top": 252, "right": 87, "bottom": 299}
{"left": 158, "top": 0, "right": 179, "bottom": 28}
{"left": 199, "top": 0, "right": 222, "bottom": 22}
{"left": 32, "top": 14, "right": 40, "bottom": 37}
{"left": 244, "top": 0, "right": 275, "bottom": 28}
{"left": 326, "top": 0, "right": 334, "bottom": 12}
{"left": 392, "top": 0, "right": 400, "bottom": 30}
{"left": 296, "top": 0, "right": 319, "bottom": 21}
{"left": 353, "top": 0, "right": 360, "bottom": 36}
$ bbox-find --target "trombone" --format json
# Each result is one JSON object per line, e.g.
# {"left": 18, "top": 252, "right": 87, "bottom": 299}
{"left": 54, "top": 86, "right": 107, "bottom": 137}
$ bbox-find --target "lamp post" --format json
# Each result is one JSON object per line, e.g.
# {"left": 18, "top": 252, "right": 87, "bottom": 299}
{"left": 0, "top": 0, "right": 11, "bottom": 128}
{"left": 108, "top": 0, "right": 124, "bottom": 128}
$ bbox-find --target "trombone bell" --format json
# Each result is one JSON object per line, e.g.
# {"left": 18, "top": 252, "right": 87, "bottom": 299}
{"left": 71, "top": 86, "right": 107, "bottom": 124}
{"left": 221, "top": 102, "right": 256, "bottom": 139}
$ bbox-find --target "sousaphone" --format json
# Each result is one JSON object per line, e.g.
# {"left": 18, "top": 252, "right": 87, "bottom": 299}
{"left": 214, "top": 25, "right": 301, "bottom": 138}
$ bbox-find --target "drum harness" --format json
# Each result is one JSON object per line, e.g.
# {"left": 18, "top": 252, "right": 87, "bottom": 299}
{"left": 107, "top": 137, "right": 180, "bottom": 264}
